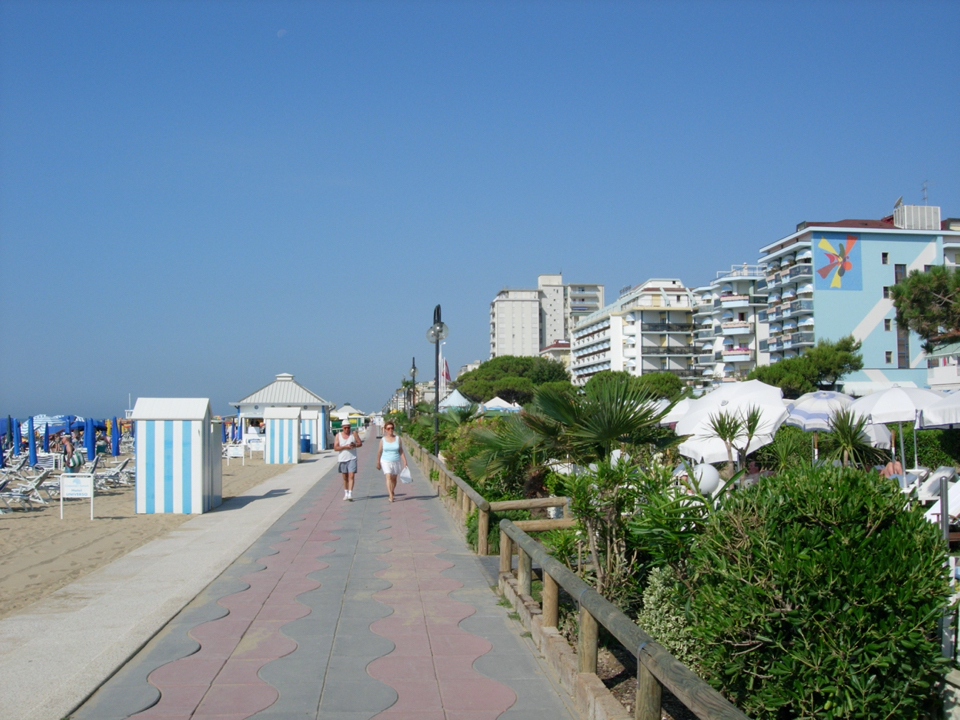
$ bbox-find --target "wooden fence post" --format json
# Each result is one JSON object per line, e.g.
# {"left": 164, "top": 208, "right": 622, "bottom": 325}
{"left": 578, "top": 605, "right": 598, "bottom": 674}
{"left": 518, "top": 548, "right": 531, "bottom": 597}
{"left": 499, "top": 531, "right": 512, "bottom": 575}
{"left": 456, "top": 487, "right": 464, "bottom": 523}
{"left": 542, "top": 572, "right": 558, "bottom": 627}
{"left": 477, "top": 509, "right": 489, "bottom": 555}
{"left": 635, "top": 661, "right": 663, "bottom": 720}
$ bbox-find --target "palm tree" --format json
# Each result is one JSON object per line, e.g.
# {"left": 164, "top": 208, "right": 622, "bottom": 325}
{"left": 824, "top": 408, "right": 888, "bottom": 467}
{"left": 705, "top": 405, "right": 765, "bottom": 475}
{"left": 467, "top": 373, "right": 672, "bottom": 496}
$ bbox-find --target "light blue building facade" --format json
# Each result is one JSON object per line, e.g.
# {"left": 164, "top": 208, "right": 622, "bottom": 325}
{"left": 759, "top": 205, "right": 959, "bottom": 390}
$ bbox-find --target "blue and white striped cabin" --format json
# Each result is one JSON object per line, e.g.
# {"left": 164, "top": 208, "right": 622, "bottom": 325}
{"left": 264, "top": 406, "right": 301, "bottom": 464}
{"left": 301, "top": 410, "right": 319, "bottom": 453}
{"left": 131, "top": 398, "right": 222, "bottom": 515}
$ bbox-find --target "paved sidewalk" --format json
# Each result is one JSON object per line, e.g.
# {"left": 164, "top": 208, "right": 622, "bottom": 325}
{"left": 73, "top": 437, "right": 577, "bottom": 719}
{"left": 0, "top": 452, "right": 340, "bottom": 720}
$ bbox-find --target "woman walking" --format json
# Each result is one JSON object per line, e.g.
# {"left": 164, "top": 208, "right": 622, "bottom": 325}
{"left": 375, "top": 421, "right": 407, "bottom": 502}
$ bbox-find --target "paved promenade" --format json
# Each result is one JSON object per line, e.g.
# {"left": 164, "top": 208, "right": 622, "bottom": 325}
{"left": 72, "top": 436, "right": 576, "bottom": 719}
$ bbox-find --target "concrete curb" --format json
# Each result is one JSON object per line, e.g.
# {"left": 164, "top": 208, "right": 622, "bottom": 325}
{"left": 0, "top": 454, "right": 338, "bottom": 720}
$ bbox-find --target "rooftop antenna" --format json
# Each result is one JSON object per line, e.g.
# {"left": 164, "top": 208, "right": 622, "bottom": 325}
{"left": 894, "top": 196, "right": 903, "bottom": 209}
{"left": 922, "top": 180, "right": 930, "bottom": 205}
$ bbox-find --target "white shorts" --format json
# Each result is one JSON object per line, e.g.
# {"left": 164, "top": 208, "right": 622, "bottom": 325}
{"left": 381, "top": 460, "right": 402, "bottom": 476}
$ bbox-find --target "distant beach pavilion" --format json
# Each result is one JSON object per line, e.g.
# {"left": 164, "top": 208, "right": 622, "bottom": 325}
{"left": 231, "top": 373, "right": 334, "bottom": 452}
{"left": 332, "top": 404, "right": 366, "bottom": 429}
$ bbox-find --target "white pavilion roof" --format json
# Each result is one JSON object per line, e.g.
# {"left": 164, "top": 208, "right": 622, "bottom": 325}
{"left": 232, "top": 373, "right": 333, "bottom": 408}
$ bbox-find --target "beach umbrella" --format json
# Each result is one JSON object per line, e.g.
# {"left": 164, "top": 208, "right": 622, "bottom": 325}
{"left": 85, "top": 417, "right": 96, "bottom": 461}
{"left": 785, "top": 390, "right": 853, "bottom": 460}
{"left": 112, "top": 416, "right": 121, "bottom": 456}
{"left": 27, "top": 416, "right": 38, "bottom": 466}
{"left": 849, "top": 386, "right": 943, "bottom": 469}
{"left": 42, "top": 422, "right": 50, "bottom": 452}
{"left": 659, "top": 397, "right": 692, "bottom": 426}
{"left": 5, "top": 415, "right": 12, "bottom": 447}
{"left": 675, "top": 381, "right": 787, "bottom": 467}
{"left": 12, "top": 418, "right": 21, "bottom": 456}
{"left": 917, "top": 391, "right": 960, "bottom": 430}
{"left": 221, "top": 421, "right": 227, "bottom": 443}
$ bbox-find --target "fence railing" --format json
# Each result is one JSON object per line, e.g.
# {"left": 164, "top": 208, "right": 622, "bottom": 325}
{"left": 403, "top": 433, "right": 750, "bottom": 720}
{"left": 403, "top": 435, "right": 571, "bottom": 554}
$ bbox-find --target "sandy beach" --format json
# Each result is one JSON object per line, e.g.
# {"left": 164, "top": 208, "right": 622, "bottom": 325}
{"left": 0, "top": 456, "right": 292, "bottom": 621}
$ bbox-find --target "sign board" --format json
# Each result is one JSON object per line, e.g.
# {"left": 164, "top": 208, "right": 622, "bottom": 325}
{"left": 60, "top": 473, "right": 94, "bottom": 520}
{"left": 226, "top": 444, "right": 245, "bottom": 465}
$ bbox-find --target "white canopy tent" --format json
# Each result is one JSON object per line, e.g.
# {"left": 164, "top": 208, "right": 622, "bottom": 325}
{"left": 439, "top": 389, "right": 473, "bottom": 410}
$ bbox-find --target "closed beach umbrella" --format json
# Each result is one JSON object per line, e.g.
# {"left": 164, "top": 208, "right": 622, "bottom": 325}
{"left": 12, "top": 418, "right": 21, "bottom": 456}
{"left": 85, "top": 417, "right": 96, "bottom": 461}
{"left": 5, "top": 415, "right": 12, "bottom": 447}
{"left": 42, "top": 422, "right": 50, "bottom": 452}
{"left": 27, "top": 416, "right": 38, "bottom": 466}
{"left": 112, "top": 416, "right": 121, "bottom": 456}
{"left": 221, "top": 421, "right": 227, "bottom": 443}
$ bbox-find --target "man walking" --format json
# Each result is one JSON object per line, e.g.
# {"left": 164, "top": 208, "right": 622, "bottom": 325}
{"left": 334, "top": 421, "right": 362, "bottom": 501}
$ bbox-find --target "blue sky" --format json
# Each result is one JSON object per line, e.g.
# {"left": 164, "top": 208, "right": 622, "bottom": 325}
{"left": 2, "top": 0, "right": 957, "bottom": 419}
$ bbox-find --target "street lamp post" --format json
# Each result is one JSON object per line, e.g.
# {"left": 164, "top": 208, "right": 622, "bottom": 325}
{"left": 408, "top": 358, "right": 417, "bottom": 419}
{"left": 426, "top": 304, "right": 448, "bottom": 456}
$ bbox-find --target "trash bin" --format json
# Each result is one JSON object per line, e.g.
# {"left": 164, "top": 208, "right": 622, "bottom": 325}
{"left": 300, "top": 436, "right": 310, "bottom": 454}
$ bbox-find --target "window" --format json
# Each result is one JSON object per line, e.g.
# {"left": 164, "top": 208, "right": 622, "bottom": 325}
{"left": 881, "top": 252, "right": 889, "bottom": 264}
{"left": 884, "top": 319, "right": 892, "bottom": 331}
{"left": 882, "top": 286, "right": 890, "bottom": 299}
{"left": 885, "top": 351, "right": 893, "bottom": 364}
{"left": 894, "top": 264, "right": 906, "bottom": 284}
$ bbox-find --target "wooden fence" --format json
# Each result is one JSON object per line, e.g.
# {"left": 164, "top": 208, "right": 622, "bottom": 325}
{"left": 403, "top": 434, "right": 750, "bottom": 720}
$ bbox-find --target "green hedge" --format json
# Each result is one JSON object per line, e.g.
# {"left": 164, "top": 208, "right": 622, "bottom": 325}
{"left": 685, "top": 466, "right": 951, "bottom": 719}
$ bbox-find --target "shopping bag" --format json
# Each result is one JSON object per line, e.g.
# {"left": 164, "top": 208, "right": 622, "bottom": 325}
{"left": 399, "top": 467, "right": 413, "bottom": 484}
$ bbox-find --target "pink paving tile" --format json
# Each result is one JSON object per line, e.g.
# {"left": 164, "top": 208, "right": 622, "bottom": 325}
{"left": 214, "top": 658, "right": 266, "bottom": 685}
{"left": 189, "top": 618, "right": 254, "bottom": 639}
{"left": 231, "top": 630, "right": 298, "bottom": 660}
{"left": 189, "top": 635, "right": 241, "bottom": 660}
{"left": 148, "top": 655, "right": 227, "bottom": 686}
{"left": 417, "top": 576, "right": 462, "bottom": 592}
{"left": 425, "top": 618, "right": 469, "bottom": 635}
{"left": 421, "top": 599, "right": 475, "bottom": 618}
{"left": 386, "top": 633, "right": 432, "bottom": 656}
{"left": 445, "top": 712, "right": 511, "bottom": 720}
{"left": 375, "top": 712, "right": 446, "bottom": 720}
{"left": 433, "top": 655, "right": 481, "bottom": 681}
{"left": 194, "top": 683, "right": 277, "bottom": 716}
{"left": 439, "top": 678, "right": 516, "bottom": 712}
{"left": 370, "top": 616, "right": 428, "bottom": 635}
{"left": 255, "top": 603, "right": 312, "bottom": 621}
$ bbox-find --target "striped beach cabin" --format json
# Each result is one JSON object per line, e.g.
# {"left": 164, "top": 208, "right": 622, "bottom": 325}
{"left": 300, "top": 410, "right": 320, "bottom": 453}
{"left": 231, "top": 373, "right": 334, "bottom": 451}
{"left": 264, "top": 406, "right": 301, "bottom": 464}
{"left": 132, "top": 398, "right": 222, "bottom": 515}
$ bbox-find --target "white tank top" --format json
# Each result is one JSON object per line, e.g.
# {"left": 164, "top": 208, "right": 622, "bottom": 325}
{"left": 337, "top": 431, "right": 357, "bottom": 462}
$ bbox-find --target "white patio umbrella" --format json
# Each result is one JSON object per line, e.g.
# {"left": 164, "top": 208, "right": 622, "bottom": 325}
{"left": 677, "top": 434, "right": 773, "bottom": 465}
{"left": 675, "top": 380, "right": 788, "bottom": 467}
{"left": 784, "top": 391, "right": 853, "bottom": 460}
{"left": 659, "top": 397, "right": 692, "bottom": 426}
{"left": 849, "top": 386, "right": 943, "bottom": 469}
{"left": 860, "top": 422, "right": 892, "bottom": 449}
{"left": 917, "top": 391, "right": 960, "bottom": 429}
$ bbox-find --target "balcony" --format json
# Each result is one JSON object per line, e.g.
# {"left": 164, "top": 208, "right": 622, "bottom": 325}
{"left": 789, "top": 264, "right": 813, "bottom": 280}
{"left": 623, "top": 346, "right": 637, "bottom": 358}
{"left": 759, "top": 339, "right": 768, "bottom": 352}
{"left": 720, "top": 321, "right": 752, "bottom": 336}
{"left": 722, "top": 348, "right": 753, "bottom": 362}
{"left": 697, "top": 353, "right": 715, "bottom": 364}
{"left": 695, "top": 329, "right": 715, "bottom": 341}
{"left": 642, "top": 346, "right": 696, "bottom": 356}
{"left": 641, "top": 322, "right": 695, "bottom": 333}
{"left": 622, "top": 324, "right": 637, "bottom": 336}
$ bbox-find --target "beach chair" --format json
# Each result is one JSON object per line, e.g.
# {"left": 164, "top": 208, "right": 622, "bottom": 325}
{"left": 0, "top": 457, "right": 30, "bottom": 482}
{"left": 12, "top": 469, "right": 52, "bottom": 505}
{"left": 0, "top": 476, "right": 40, "bottom": 511}
{"left": 94, "top": 458, "right": 131, "bottom": 489}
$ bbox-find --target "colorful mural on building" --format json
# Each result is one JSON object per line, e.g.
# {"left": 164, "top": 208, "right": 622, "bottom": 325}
{"left": 815, "top": 233, "right": 862, "bottom": 291}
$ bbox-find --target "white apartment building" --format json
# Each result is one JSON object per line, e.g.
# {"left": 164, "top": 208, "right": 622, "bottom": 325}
{"left": 489, "top": 289, "right": 540, "bottom": 358}
{"left": 693, "top": 265, "right": 770, "bottom": 386}
{"left": 489, "top": 274, "right": 604, "bottom": 358}
{"left": 570, "top": 279, "right": 696, "bottom": 386}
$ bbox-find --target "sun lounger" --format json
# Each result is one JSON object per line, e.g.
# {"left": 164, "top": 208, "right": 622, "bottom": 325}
{"left": 917, "top": 467, "right": 958, "bottom": 503}
{"left": 94, "top": 458, "right": 131, "bottom": 489}
{"left": 12, "top": 469, "right": 52, "bottom": 505}
{"left": 0, "top": 475, "right": 41, "bottom": 511}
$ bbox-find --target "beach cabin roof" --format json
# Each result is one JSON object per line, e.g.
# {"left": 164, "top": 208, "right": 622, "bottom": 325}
{"left": 232, "top": 373, "right": 333, "bottom": 408}
{"left": 334, "top": 404, "right": 364, "bottom": 418}
{"left": 263, "top": 406, "right": 302, "bottom": 419}
{"left": 131, "top": 398, "right": 211, "bottom": 421}
{"left": 439, "top": 389, "right": 473, "bottom": 409}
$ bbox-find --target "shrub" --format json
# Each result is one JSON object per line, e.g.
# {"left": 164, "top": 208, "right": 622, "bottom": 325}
{"left": 636, "top": 566, "right": 699, "bottom": 672}
{"left": 686, "top": 465, "right": 951, "bottom": 719}
{"left": 464, "top": 508, "right": 530, "bottom": 553}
